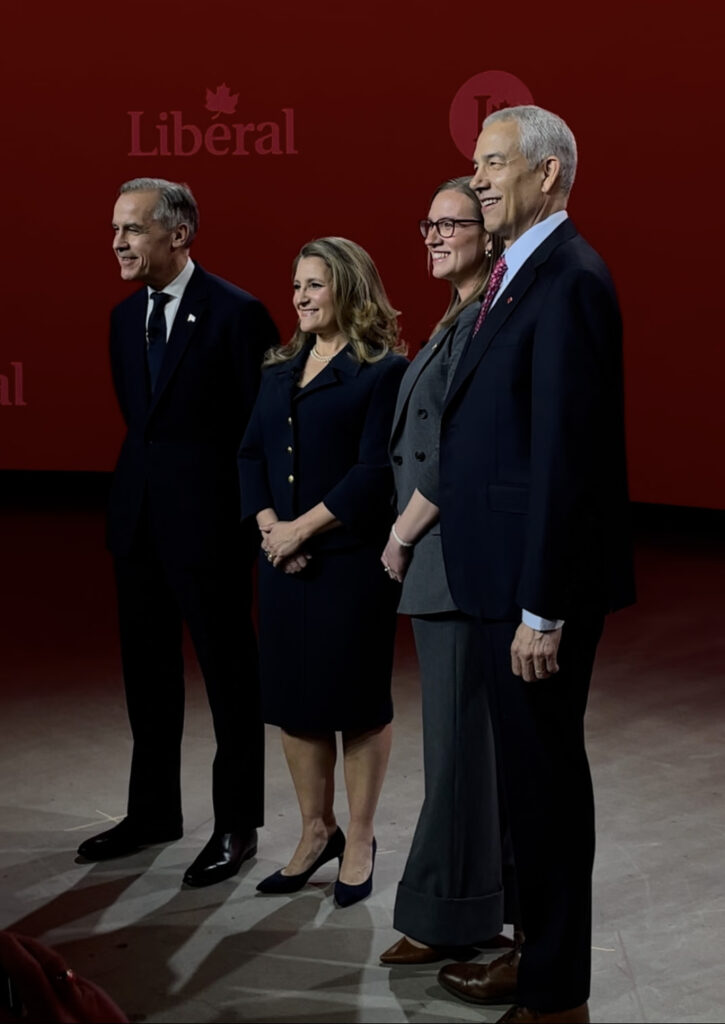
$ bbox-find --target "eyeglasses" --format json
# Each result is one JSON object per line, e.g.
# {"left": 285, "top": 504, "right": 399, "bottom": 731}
{"left": 419, "top": 217, "right": 484, "bottom": 238}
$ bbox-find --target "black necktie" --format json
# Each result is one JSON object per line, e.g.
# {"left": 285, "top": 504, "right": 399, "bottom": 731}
{"left": 147, "top": 291, "right": 171, "bottom": 390}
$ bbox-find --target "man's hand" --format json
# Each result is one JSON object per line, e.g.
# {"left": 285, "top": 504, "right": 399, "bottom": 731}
{"left": 511, "top": 623, "right": 562, "bottom": 681}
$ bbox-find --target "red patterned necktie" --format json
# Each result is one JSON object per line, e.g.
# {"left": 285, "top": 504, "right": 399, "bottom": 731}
{"left": 473, "top": 255, "right": 508, "bottom": 336}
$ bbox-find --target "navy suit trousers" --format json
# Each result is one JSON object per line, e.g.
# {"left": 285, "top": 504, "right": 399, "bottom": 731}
{"left": 479, "top": 613, "right": 604, "bottom": 1012}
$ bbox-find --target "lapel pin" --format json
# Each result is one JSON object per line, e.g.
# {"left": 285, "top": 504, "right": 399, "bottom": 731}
{"left": 187, "top": 313, "right": 196, "bottom": 323}
{"left": 507, "top": 296, "right": 513, "bottom": 304}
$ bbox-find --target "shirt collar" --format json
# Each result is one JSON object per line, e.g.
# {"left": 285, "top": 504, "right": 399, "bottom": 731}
{"left": 147, "top": 257, "right": 195, "bottom": 301}
{"left": 503, "top": 211, "right": 569, "bottom": 279}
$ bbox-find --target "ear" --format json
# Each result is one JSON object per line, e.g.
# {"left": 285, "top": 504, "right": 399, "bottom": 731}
{"left": 540, "top": 155, "right": 561, "bottom": 195}
{"left": 170, "top": 223, "right": 190, "bottom": 250}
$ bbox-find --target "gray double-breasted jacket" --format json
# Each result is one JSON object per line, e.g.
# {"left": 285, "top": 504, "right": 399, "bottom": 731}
{"left": 389, "top": 303, "right": 479, "bottom": 615}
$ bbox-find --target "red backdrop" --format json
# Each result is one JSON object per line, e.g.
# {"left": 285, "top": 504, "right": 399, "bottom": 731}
{"left": 2, "top": 0, "right": 722, "bottom": 508}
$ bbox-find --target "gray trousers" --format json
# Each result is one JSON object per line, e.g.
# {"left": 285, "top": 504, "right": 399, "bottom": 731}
{"left": 393, "top": 613, "right": 514, "bottom": 945}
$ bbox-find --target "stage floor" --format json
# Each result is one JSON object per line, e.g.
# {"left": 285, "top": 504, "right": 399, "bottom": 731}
{"left": 1, "top": 482, "right": 723, "bottom": 1023}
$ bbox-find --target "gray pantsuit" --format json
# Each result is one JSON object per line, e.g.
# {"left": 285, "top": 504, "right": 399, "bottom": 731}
{"left": 390, "top": 304, "right": 514, "bottom": 945}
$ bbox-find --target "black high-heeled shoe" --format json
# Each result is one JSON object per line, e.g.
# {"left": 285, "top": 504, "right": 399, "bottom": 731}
{"left": 334, "top": 837, "right": 376, "bottom": 907}
{"left": 256, "top": 827, "right": 345, "bottom": 894}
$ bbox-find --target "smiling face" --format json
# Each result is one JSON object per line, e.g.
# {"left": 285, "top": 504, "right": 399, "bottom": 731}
{"left": 470, "top": 119, "right": 560, "bottom": 245}
{"left": 111, "top": 190, "right": 188, "bottom": 290}
{"left": 424, "top": 189, "right": 488, "bottom": 300}
{"left": 293, "top": 256, "right": 339, "bottom": 339}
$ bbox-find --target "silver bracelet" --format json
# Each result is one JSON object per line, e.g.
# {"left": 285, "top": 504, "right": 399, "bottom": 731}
{"left": 391, "top": 523, "right": 414, "bottom": 548}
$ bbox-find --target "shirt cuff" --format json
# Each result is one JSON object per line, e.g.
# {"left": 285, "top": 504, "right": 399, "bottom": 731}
{"left": 522, "top": 609, "right": 565, "bottom": 631}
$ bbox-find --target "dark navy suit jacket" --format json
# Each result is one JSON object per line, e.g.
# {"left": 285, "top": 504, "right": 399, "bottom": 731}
{"left": 439, "top": 219, "right": 636, "bottom": 621}
{"left": 238, "top": 344, "right": 408, "bottom": 550}
{"left": 107, "top": 262, "right": 279, "bottom": 566}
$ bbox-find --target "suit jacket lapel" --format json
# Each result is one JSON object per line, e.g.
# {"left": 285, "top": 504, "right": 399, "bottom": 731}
{"left": 270, "top": 344, "right": 308, "bottom": 403}
{"left": 147, "top": 264, "right": 210, "bottom": 419}
{"left": 125, "top": 290, "right": 151, "bottom": 407}
{"left": 445, "top": 220, "right": 579, "bottom": 409}
{"left": 390, "top": 324, "right": 455, "bottom": 443}
{"left": 291, "top": 344, "right": 361, "bottom": 401}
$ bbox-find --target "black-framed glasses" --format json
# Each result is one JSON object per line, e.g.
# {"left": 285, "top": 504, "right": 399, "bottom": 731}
{"left": 419, "top": 217, "right": 483, "bottom": 238}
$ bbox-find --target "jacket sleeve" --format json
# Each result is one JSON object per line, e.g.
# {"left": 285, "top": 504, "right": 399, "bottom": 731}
{"left": 109, "top": 309, "right": 128, "bottom": 425}
{"left": 237, "top": 381, "right": 276, "bottom": 520}
{"left": 516, "top": 265, "right": 624, "bottom": 619}
{"left": 416, "top": 454, "right": 440, "bottom": 506}
{"left": 228, "top": 298, "right": 280, "bottom": 435}
{"left": 323, "top": 355, "right": 408, "bottom": 531}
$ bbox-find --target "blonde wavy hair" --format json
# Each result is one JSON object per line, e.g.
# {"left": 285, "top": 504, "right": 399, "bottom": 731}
{"left": 264, "top": 237, "right": 405, "bottom": 366}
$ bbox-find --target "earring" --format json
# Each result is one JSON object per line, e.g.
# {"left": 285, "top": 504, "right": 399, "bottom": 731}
{"left": 485, "top": 248, "right": 492, "bottom": 258}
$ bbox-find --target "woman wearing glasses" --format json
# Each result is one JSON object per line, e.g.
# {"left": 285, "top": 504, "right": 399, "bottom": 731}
{"left": 379, "top": 178, "right": 517, "bottom": 964}
{"left": 238, "top": 237, "right": 407, "bottom": 907}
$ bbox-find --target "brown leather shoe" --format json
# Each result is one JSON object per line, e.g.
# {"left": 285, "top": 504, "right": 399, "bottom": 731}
{"left": 438, "top": 946, "right": 520, "bottom": 1005}
{"left": 380, "top": 937, "right": 443, "bottom": 965}
{"left": 498, "top": 1002, "right": 590, "bottom": 1022}
{"left": 380, "top": 936, "right": 477, "bottom": 965}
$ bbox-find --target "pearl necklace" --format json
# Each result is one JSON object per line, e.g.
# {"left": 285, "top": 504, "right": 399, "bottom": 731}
{"left": 310, "top": 345, "right": 335, "bottom": 363}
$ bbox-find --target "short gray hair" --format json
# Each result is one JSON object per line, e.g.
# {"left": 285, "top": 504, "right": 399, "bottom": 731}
{"left": 118, "top": 177, "right": 199, "bottom": 246}
{"left": 484, "top": 105, "right": 578, "bottom": 196}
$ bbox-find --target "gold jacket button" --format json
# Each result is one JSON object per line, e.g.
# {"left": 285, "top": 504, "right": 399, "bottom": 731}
{"left": 288, "top": 474, "right": 294, "bottom": 483}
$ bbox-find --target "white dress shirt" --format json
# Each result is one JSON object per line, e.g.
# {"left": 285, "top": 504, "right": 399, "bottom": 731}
{"left": 490, "top": 211, "right": 569, "bottom": 311}
{"left": 145, "top": 257, "right": 196, "bottom": 341}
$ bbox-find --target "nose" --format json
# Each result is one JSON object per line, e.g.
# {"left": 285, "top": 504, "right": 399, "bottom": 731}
{"left": 424, "top": 223, "right": 442, "bottom": 244}
{"left": 471, "top": 165, "right": 489, "bottom": 194}
{"left": 114, "top": 231, "right": 128, "bottom": 252}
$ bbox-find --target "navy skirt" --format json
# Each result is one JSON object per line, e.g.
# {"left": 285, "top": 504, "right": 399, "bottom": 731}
{"left": 257, "top": 535, "right": 399, "bottom": 733}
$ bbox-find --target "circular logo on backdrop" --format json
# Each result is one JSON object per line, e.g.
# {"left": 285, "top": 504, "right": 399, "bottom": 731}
{"left": 449, "top": 71, "right": 534, "bottom": 160}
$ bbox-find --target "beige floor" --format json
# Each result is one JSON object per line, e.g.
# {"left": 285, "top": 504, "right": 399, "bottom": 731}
{"left": 1, "top": 481, "right": 723, "bottom": 1022}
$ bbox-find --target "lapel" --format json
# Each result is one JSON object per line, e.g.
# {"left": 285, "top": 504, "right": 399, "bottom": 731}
{"left": 445, "top": 219, "right": 579, "bottom": 410}
{"left": 271, "top": 342, "right": 361, "bottom": 403}
{"left": 390, "top": 322, "right": 457, "bottom": 443}
{"left": 147, "top": 263, "right": 211, "bottom": 419}
{"left": 124, "top": 289, "right": 151, "bottom": 405}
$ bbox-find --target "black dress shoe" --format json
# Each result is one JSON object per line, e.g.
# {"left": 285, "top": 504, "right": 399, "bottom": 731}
{"left": 334, "top": 836, "right": 376, "bottom": 908}
{"left": 183, "top": 829, "right": 258, "bottom": 888}
{"left": 77, "top": 819, "right": 182, "bottom": 861}
{"left": 256, "top": 826, "right": 345, "bottom": 894}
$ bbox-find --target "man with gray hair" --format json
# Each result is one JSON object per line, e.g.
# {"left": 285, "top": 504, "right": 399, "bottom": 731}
{"left": 435, "top": 108, "right": 635, "bottom": 1020}
{"left": 77, "top": 178, "right": 279, "bottom": 887}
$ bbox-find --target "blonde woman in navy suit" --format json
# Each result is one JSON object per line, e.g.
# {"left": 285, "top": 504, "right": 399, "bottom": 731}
{"left": 379, "top": 179, "right": 518, "bottom": 969}
{"left": 239, "top": 237, "right": 407, "bottom": 907}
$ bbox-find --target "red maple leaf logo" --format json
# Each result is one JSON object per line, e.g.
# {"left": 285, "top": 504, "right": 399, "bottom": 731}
{"left": 205, "top": 83, "right": 239, "bottom": 119}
